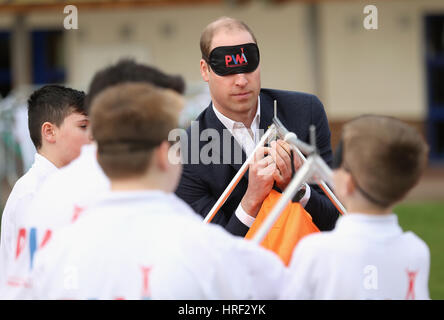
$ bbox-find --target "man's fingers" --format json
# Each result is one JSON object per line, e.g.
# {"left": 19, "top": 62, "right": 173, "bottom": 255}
{"left": 258, "top": 161, "right": 277, "bottom": 177}
{"left": 273, "top": 168, "right": 284, "bottom": 183}
{"left": 254, "top": 146, "right": 272, "bottom": 162}
{"left": 277, "top": 139, "right": 304, "bottom": 171}
{"left": 269, "top": 141, "right": 291, "bottom": 177}
{"left": 292, "top": 150, "right": 304, "bottom": 170}
{"left": 277, "top": 140, "right": 292, "bottom": 157}
{"left": 253, "top": 154, "right": 273, "bottom": 168}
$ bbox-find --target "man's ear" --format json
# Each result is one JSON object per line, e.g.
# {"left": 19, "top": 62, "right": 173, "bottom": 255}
{"left": 41, "top": 122, "right": 57, "bottom": 144}
{"left": 200, "top": 59, "right": 209, "bottom": 82}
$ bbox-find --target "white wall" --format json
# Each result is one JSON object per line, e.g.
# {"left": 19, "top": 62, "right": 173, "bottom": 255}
{"left": 24, "top": 2, "right": 316, "bottom": 94}
{"left": 320, "top": 0, "right": 420, "bottom": 119}
{"left": 319, "top": 0, "right": 444, "bottom": 120}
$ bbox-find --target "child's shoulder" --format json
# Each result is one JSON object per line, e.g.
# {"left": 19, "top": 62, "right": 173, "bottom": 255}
{"left": 400, "top": 231, "right": 430, "bottom": 256}
{"left": 7, "top": 167, "right": 39, "bottom": 200}
{"left": 296, "top": 230, "right": 338, "bottom": 252}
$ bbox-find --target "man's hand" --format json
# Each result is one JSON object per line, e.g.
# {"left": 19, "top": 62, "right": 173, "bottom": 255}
{"left": 241, "top": 146, "right": 276, "bottom": 218}
{"left": 269, "top": 140, "right": 303, "bottom": 191}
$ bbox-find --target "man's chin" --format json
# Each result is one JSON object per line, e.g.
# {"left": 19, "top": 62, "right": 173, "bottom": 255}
{"left": 232, "top": 96, "right": 257, "bottom": 109}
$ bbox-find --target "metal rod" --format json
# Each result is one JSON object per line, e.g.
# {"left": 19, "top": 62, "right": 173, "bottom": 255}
{"left": 309, "top": 124, "right": 316, "bottom": 152}
{"left": 318, "top": 180, "right": 346, "bottom": 215}
{"left": 312, "top": 155, "right": 347, "bottom": 215}
{"left": 204, "top": 124, "right": 277, "bottom": 224}
{"left": 274, "top": 100, "right": 277, "bottom": 119}
{"left": 271, "top": 101, "right": 345, "bottom": 215}
{"left": 273, "top": 117, "right": 315, "bottom": 155}
{"left": 273, "top": 114, "right": 346, "bottom": 215}
{"left": 287, "top": 139, "right": 346, "bottom": 215}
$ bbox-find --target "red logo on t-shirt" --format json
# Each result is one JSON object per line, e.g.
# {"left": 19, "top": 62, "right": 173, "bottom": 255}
{"left": 141, "top": 266, "right": 152, "bottom": 298}
{"left": 406, "top": 269, "right": 418, "bottom": 300}
{"left": 71, "top": 205, "right": 85, "bottom": 223}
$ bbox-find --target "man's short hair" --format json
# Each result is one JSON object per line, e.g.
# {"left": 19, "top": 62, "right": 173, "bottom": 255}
{"left": 200, "top": 16, "right": 257, "bottom": 63}
{"left": 28, "top": 85, "right": 86, "bottom": 150}
{"left": 85, "top": 59, "right": 185, "bottom": 110}
{"left": 91, "top": 82, "right": 183, "bottom": 179}
{"left": 342, "top": 115, "right": 429, "bottom": 207}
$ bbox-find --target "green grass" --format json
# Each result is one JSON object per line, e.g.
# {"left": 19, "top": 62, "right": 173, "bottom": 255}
{"left": 394, "top": 201, "right": 444, "bottom": 300}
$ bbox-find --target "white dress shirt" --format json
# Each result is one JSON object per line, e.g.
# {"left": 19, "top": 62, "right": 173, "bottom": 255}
{"left": 281, "top": 213, "right": 430, "bottom": 300}
{"left": 0, "top": 153, "right": 58, "bottom": 288}
{"left": 212, "top": 97, "right": 310, "bottom": 227}
{"left": 24, "top": 191, "right": 287, "bottom": 300}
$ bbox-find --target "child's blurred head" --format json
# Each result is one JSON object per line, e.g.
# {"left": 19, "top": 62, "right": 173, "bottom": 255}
{"left": 90, "top": 82, "right": 184, "bottom": 193}
{"left": 333, "top": 115, "right": 428, "bottom": 211}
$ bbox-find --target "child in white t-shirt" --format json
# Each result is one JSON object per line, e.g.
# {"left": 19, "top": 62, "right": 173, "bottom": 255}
{"left": 0, "top": 85, "right": 90, "bottom": 290}
{"left": 281, "top": 115, "right": 430, "bottom": 300}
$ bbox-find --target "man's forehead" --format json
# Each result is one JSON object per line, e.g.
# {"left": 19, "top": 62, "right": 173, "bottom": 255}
{"left": 210, "top": 28, "right": 255, "bottom": 51}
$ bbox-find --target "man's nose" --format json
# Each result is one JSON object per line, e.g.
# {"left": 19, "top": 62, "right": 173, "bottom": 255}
{"left": 234, "top": 73, "right": 248, "bottom": 87}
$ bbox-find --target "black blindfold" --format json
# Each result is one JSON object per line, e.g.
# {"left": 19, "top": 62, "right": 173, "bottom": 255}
{"left": 208, "top": 43, "right": 260, "bottom": 76}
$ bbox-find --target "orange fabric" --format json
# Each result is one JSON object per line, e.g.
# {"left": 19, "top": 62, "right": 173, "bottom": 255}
{"left": 245, "top": 189, "right": 320, "bottom": 265}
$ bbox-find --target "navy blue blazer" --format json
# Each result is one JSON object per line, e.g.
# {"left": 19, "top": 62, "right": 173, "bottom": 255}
{"left": 175, "top": 88, "right": 340, "bottom": 236}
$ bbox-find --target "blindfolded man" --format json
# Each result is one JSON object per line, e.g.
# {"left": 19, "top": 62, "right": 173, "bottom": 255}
{"left": 176, "top": 17, "right": 340, "bottom": 236}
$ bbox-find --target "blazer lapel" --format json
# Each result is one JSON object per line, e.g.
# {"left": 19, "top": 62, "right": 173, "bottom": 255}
{"left": 205, "top": 104, "right": 247, "bottom": 174}
{"left": 204, "top": 92, "right": 275, "bottom": 179}
{"left": 259, "top": 90, "right": 275, "bottom": 135}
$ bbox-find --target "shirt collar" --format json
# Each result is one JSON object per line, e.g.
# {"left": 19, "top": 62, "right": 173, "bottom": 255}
{"left": 34, "top": 153, "right": 58, "bottom": 174}
{"left": 212, "top": 96, "right": 261, "bottom": 131}
{"left": 334, "top": 213, "right": 403, "bottom": 239}
{"left": 91, "top": 190, "right": 181, "bottom": 214}
{"left": 101, "top": 190, "right": 170, "bottom": 203}
{"left": 81, "top": 142, "right": 97, "bottom": 155}
{"left": 76, "top": 142, "right": 98, "bottom": 163}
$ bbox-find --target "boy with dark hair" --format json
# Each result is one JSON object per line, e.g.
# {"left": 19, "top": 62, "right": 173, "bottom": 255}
{"left": 281, "top": 115, "right": 430, "bottom": 299}
{"left": 0, "top": 85, "right": 90, "bottom": 287}
{"left": 28, "top": 83, "right": 286, "bottom": 299}
{"left": 27, "top": 85, "right": 89, "bottom": 167}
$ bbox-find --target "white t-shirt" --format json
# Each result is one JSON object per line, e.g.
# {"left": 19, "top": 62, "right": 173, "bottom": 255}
{"left": 281, "top": 213, "right": 430, "bottom": 300}
{"left": 25, "top": 191, "right": 287, "bottom": 300}
{"left": 0, "top": 153, "right": 57, "bottom": 288}
{"left": 0, "top": 143, "right": 108, "bottom": 296}
{"left": 25, "top": 143, "right": 109, "bottom": 229}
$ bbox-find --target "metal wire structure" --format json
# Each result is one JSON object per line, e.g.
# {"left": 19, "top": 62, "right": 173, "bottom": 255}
{"left": 0, "top": 87, "right": 36, "bottom": 212}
